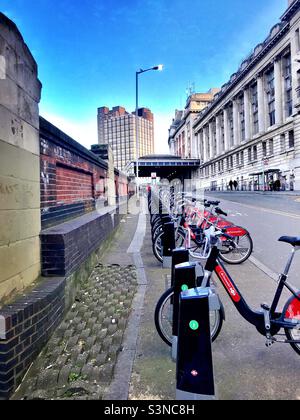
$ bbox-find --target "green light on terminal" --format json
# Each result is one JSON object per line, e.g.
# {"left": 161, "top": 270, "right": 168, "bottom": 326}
{"left": 189, "top": 320, "right": 199, "bottom": 331}
{"left": 181, "top": 284, "right": 189, "bottom": 292}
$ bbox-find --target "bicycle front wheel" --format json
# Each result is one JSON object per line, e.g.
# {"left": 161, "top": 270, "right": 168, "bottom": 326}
{"left": 154, "top": 287, "right": 224, "bottom": 346}
{"left": 284, "top": 293, "right": 300, "bottom": 355}
{"left": 152, "top": 229, "right": 185, "bottom": 263}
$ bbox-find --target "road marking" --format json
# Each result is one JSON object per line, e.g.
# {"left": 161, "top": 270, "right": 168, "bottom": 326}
{"left": 224, "top": 200, "right": 300, "bottom": 220}
{"left": 208, "top": 195, "right": 300, "bottom": 219}
{"left": 249, "top": 256, "right": 279, "bottom": 283}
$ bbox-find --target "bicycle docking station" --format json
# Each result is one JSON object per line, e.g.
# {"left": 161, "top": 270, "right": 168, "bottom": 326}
{"left": 176, "top": 287, "right": 217, "bottom": 401}
{"left": 162, "top": 222, "right": 176, "bottom": 269}
{"left": 171, "top": 248, "right": 190, "bottom": 288}
{"left": 172, "top": 262, "right": 197, "bottom": 361}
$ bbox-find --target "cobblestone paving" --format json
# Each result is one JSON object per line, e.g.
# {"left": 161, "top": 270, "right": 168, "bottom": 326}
{"left": 12, "top": 264, "right": 137, "bottom": 400}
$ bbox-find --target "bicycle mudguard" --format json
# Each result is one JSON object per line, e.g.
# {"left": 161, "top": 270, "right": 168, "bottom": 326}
{"left": 283, "top": 292, "right": 300, "bottom": 321}
{"left": 223, "top": 226, "right": 248, "bottom": 238}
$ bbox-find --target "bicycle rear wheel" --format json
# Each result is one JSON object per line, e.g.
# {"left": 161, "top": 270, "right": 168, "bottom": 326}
{"left": 285, "top": 327, "right": 300, "bottom": 355}
{"left": 219, "top": 233, "right": 253, "bottom": 265}
{"left": 154, "top": 287, "right": 223, "bottom": 346}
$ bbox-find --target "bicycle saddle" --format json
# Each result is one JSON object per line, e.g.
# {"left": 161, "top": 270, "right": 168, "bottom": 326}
{"left": 279, "top": 236, "right": 300, "bottom": 247}
{"left": 207, "top": 201, "right": 221, "bottom": 206}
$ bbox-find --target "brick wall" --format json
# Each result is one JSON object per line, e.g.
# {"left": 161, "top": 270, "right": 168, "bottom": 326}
{"left": 56, "top": 165, "right": 93, "bottom": 204}
{"left": 40, "top": 117, "right": 109, "bottom": 228}
{"left": 41, "top": 209, "right": 117, "bottom": 277}
{"left": 0, "top": 278, "right": 65, "bottom": 399}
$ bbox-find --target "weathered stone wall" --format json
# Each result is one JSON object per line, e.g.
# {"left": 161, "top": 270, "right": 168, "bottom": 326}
{"left": 0, "top": 13, "right": 42, "bottom": 306}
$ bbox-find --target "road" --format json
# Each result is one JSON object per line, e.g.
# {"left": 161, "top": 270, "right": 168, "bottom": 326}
{"left": 206, "top": 192, "right": 300, "bottom": 288}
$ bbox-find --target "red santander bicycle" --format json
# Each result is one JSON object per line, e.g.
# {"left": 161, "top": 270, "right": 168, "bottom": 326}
{"left": 155, "top": 232, "right": 300, "bottom": 355}
{"left": 206, "top": 232, "right": 300, "bottom": 354}
{"left": 182, "top": 201, "right": 253, "bottom": 265}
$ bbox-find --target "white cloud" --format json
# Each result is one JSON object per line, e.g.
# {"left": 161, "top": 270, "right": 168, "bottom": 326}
{"left": 40, "top": 111, "right": 98, "bottom": 150}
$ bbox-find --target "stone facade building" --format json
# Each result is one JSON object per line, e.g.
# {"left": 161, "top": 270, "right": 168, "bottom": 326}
{"left": 98, "top": 106, "right": 154, "bottom": 171}
{"left": 190, "top": 0, "right": 300, "bottom": 192}
{"left": 168, "top": 90, "right": 219, "bottom": 159}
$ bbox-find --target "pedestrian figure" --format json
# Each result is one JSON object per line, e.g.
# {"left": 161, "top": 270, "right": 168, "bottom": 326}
{"left": 233, "top": 180, "right": 238, "bottom": 191}
{"left": 229, "top": 180, "right": 233, "bottom": 191}
{"left": 269, "top": 180, "right": 274, "bottom": 191}
{"left": 275, "top": 179, "right": 281, "bottom": 191}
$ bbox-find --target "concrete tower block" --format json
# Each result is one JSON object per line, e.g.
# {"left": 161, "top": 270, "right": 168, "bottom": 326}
{"left": 0, "top": 13, "right": 42, "bottom": 306}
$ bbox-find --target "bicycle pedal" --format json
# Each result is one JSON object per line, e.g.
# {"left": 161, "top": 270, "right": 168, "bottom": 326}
{"left": 265, "top": 333, "right": 275, "bottom": 348}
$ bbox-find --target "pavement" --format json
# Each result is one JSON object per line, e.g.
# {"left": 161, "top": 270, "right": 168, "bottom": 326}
{"left": 12, "top": 214, "right": 140, "bottom": 400}
{"left": 11, "top": 197, "right": 300, "bottom": 401}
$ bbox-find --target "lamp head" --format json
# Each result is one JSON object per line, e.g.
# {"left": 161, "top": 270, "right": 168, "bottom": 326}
{"left": 153, "top": 64, "right": 164, "bottom": 71}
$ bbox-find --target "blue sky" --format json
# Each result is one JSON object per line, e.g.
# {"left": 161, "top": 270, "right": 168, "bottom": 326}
{"left": 1, "top": 0, "right": 288, "bottom": 153}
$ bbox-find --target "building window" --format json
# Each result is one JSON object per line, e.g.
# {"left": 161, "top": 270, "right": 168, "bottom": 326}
{"left": 204, "top": 127, "right": 209, "bottom": 158}
{"left": 289, "top": 130, "right": 294, "bottom": 149}
{"left": 251, "top": 83, "right": 259, "bottom": 135}
{"left": 283, "top": 53, "right": 293, "bottom": 118}
{"left": 280, "top": 134, "right": 286, "bottom": 152}
{"left": 269, "top": 139, "right": 274, "bottom": 156}
{"left": 240, "top": 151, "right": 244, "bottom": 166}
{"left": 253, "top": 145, "right": 258, "bottom": 161}
{"left": 238, "top": 94, "right": 245, "bottom": 141}
{"left": 265, "top": 67, "right": 276, "bottom": 127}
{"left": 213, "top": 120, "right": 217, "bottom": 157}
{"left": 296, "top": 28, "right": 300, "bottom": 52}
{"left": 199, "top": 131, "right": 204, "bottom": 161}
{"left": 226, "top": 156, "right": 233, "bottom": 170}
{"left": 236, "top": 153, "right": 240, "bottom": 166}
{"left": 262, "top": 141, "right": 267, "bottom": 157}
{"left": 228, "top": 104, "right": 234, "bottom": 147}
{"left": 219, "top": 113, "right": 225, "bottom": 152}
{"left": 219, "top": 160, "right": 224, "bottom": 173}
{"left": 248, "top": 147, "right": 252, "bottom": 163}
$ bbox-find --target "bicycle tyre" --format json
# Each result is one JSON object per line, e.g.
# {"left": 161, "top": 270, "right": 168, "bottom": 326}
{"left": 154, "top": 287, "right": 224, "bottom": 346}
{"left": 285, "top": 327, "right": 300, "bottom": 355}
{"left": 152, "top": 229, "right": 186, "bottom": 263}
{"left": 219, "top": 233, "right": 253, "bottom": 265}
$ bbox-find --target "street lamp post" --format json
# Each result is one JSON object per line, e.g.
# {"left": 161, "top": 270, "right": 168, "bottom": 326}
{"left": 135, "top": 65, "right": 163, "bottom": 199}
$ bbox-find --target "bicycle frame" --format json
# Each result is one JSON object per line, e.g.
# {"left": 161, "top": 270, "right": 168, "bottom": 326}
{"left": 205, "top": 245, "right": 300, "bottom": 338}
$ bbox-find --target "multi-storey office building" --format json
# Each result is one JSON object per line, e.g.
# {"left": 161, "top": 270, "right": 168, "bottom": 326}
{"left": 168, "top": 90, "right": 219, "bottom": 159}
{"left": 98, "top": 106, "right": 154, "bottom": 171}
{"left": 192, "top": 0, "right": 300, "bottom": 192}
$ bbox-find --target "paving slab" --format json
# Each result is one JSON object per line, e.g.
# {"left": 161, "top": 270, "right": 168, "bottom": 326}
{"left": 11, "top": 215, "right": 140, "bottom": 400}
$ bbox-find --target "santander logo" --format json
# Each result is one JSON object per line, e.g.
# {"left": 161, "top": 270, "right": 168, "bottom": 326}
{"left": 215, "top": 266, "right": 241, "bottom": 303}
